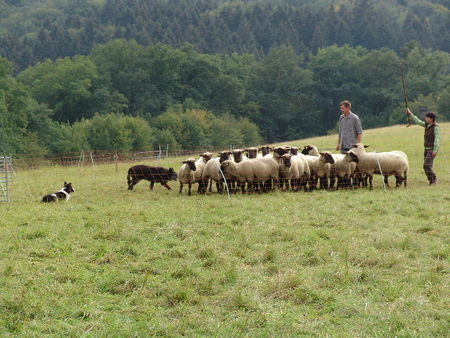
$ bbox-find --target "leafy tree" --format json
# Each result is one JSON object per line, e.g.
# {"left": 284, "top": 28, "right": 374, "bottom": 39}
{"left": 18, "top": 56, "right": 100, "bottom": 122}
{"left": 250, "top": 45, "right": 316, "bottom": 141}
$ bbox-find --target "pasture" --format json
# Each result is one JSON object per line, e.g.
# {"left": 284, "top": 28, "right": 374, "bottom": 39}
{"left": 1, "top": 124, "right": 449, "bottom": 336}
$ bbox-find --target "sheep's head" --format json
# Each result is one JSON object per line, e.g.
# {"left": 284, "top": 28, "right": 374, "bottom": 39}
{"left": 302, "top": 144, "right": 319, "bottom": 156}
{"left": 259, "top": 146, "right": 272, "bottom": 156}
{"left": 245, "top": 147, "right": 258, "bottom": 159}
{"left": 272, "top": 146, "right": 289, "bottom": 156}
{"left": 290, "top": 146, "right": 299, "bottom": 155}
{"left": 232, "top": 149, "right": 245, "bottom": 163}
{"left": 219, "top": 160, "right": 234, "bottom": 177}
{"left": 218, "top": 151, "right": 233, "bottom": 163}
{"left": 319, "top": 152, "right": 335, "bottom": 164}
{"left": 182, "top": 158, "right": 196, "bottom": 171}
{"left": 200, "top": 152, "right": 213, "bottom": 163}
{"left": 344, "top": 151, "right": 359, "bottom": 163}
{"left": 281, "top": 153, "right": 292, "bottom": 168}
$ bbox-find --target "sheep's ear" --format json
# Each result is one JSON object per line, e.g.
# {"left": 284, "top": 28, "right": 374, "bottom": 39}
{"left": 181, "top": 160, "right": 186, "bottom": 164}
{"left": 364, "top": 145, "right": 369, "bottom": 148}
{"left": 351, "top": 144, "right": 358, "bottom": 148}
{"left": 64, "top": 181, "right": 67, "bottom": 185}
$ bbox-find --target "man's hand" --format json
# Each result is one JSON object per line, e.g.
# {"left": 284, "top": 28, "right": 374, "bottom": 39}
{"left": 406, "top": 108, "right": 412, "bottom": 116}
{"left": 336, "top": 144, "right": 340, "bottom": 151}
{"left": 432, "top": 151, "right": 437, "bottom": 158}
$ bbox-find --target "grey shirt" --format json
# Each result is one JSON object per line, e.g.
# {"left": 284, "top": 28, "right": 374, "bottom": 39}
{"left": 338, "top": 112, "right": 363, "bottom": 150}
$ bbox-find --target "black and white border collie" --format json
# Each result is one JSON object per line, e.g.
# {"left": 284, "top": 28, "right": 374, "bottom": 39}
{"left": 42, "top": 182, "right": 75, "bottom": 202}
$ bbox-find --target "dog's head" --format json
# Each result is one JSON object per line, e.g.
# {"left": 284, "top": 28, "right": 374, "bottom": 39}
{"left": 63, "top": 182, "right": 75, "bottom": 193}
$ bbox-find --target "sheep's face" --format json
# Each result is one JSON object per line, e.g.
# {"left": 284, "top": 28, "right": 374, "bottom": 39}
{"left": 290, "top": 147, "right": 299, "bottom": 155}
{"left": 301, "top": 146, "right": 312, "bottom": 155}
{"left": 182, "top": 159, "right": 196, "bottom": 171}
{"left": 232, "top": 149, "right": 244, "bottom": 163}
{"left": 259, "top": 146, "right": 271, "bottom": 156}
{"left": 219, "top": 151, "right": 232, "bottom": 163}
{"left": 347, "top": 152, "right": 359, "bottom": 163}
{"left": 246, "top": 148, "right": 258, "bottom": 159}
{"left": 281, "top": 154, "right": 292, "bottom": 168}
{"left": 273, "top": 147, "right": 289, "bottom": 156}
{"left": 200, "top": 152, "right": 213, "bottom": 163}
{"left": 320, "top": 152, "right": 335, "bottom": 164}
{"left": 220, "top": 160, "right": 232, "bottom": 173}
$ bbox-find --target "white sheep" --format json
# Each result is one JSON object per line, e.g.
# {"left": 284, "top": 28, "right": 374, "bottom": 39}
{"left": 329, "top": 153, "right": 358, "bottom": 189}
{"left": 201, "top": 151, "right": 233, "bottom": 193}
{"left": 178, "top": 158, "right": 197, "bottom": 196}
{"left": 302, "top": 152, "right": 334, "bottom": 190}
{"left": 350, "top": 144, "right": 409, "bottom": 189}
{"left": 220, "top": 157, "right": 279, "bottom": 193}
{"left": 195, "top": 152, "right": 213, "bottom": 194}
{"left": 280, "top": 154, "right": 310, "bottom": 191}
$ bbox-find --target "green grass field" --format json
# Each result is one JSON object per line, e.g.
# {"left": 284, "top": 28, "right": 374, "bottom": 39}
{"left": 1, "top": 124, "right": 449, "bottom": 336}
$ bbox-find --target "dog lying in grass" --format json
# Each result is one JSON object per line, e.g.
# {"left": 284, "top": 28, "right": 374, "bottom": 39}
{"left": 42, "top": 182, "right": 75, "bottom": 202}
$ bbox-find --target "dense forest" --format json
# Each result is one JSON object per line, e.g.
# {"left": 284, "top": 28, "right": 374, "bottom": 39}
{"left": 0, "top": 0, "right": 449, "bottom": 155}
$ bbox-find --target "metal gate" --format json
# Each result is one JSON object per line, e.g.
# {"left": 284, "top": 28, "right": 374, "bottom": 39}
{"left": 0, "top": 156, "right": 13, "bottom": 202}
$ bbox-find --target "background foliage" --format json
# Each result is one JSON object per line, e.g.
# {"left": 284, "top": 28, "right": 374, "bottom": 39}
{"left": 0, "top": 0, "right": 449, "bottom": 155}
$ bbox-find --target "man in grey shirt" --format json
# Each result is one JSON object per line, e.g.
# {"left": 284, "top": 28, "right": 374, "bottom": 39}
{"left": 336, "top": 100, "right": 363, "bottom": 153}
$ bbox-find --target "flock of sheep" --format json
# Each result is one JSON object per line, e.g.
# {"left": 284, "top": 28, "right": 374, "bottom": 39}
{"left": 177, "top": 144, "right": 409, "bottom": 195}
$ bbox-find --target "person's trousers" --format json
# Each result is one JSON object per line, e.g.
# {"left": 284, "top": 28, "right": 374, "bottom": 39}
{"left": 423, "top": 150, "right": 437, "bottom": 183}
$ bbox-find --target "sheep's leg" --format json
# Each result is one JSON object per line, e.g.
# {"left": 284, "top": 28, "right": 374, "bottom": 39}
{"left": 150, "top": 181, "right": 155, "bottom": 190}
{"left": 179, "top": 183, "right": 183, "bottom": 194}
{"left": 384, "top": 175, "right": 390, "bottom": 188}
{"left": 208, "top": 179, "right": 213, "bottom": 192}
{"left": 328, "top": 176, "right": 335, "bottom": 190}
{"left": 188, "top": 183, "right": 192, "bottom": 196}
{"left": 368, "top": 175, "right": 373, "bottom": 189}
{"left": 395, "top": 175, "right": 403, "bottom": 188}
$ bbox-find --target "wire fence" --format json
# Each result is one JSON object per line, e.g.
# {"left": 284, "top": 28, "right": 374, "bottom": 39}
{"left": 0, "top": 156, "right": 13, "bottom": 202}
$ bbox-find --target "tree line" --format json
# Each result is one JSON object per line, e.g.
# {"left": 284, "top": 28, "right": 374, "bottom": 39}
{"left": 0, "top": 0, "right": 449, "bottom": 72}
{"left": 1, "top": 40, "right": 449, "bottom": 156}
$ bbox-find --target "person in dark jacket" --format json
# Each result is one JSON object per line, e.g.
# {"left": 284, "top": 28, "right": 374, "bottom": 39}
{"left": 406, "top": 108, "right": 440, "bottom": 185}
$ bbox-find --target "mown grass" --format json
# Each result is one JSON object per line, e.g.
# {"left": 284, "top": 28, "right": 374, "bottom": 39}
{"left": 0, "top": 124, "right": 449, "bottom": 336}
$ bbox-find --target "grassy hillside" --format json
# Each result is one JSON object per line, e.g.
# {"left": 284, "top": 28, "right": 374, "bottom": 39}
{"left": 0, "top": 124, "right": 448, "bottom": 335}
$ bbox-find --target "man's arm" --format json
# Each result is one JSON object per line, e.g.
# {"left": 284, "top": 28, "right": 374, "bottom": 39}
{"left": 433, "top": 125, "right": 440, "bottom": 156}
{"left": 356, "top": 133, "right": 362, "bottom": 144}
{"left": 406, "top": 108, "right": 425, "bottom": 127}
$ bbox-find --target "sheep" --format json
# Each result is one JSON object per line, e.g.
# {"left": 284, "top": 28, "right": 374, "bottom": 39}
{"left": 195, "top": 152, "right": 213, "bottom": 194}
{"left": 220, "top": 157, "right": 279, "bottom": 193}
{"left": 350, "top": 144, "right": 409, "bottom": 189}
{"left": 178, "top": 158, "right": 196, "bottom": 196}
{"left": 301, "top": 152, "right": 334, "bottom": 190}
{"left": 279, "top": 154, "right": 299, "bottom": 191}
{"left": 280, "top": 154, "right": 310, "bottom": 191}
{"left": 292, "top": 154, "right": 311, "bottom": 191}
{"left": 329, "top": 153, "right": 358, "bottom": 189}
{"left": 201, "top": 151, "right": 233, "bottom": 193}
